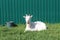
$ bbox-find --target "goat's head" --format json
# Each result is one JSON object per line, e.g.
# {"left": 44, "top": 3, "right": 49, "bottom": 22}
{"left": 23, "top": 14, "right": 32, "bottom": 24}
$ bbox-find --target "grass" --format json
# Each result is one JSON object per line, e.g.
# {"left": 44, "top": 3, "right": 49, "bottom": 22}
{"left": 0, "top": 23, "right": 60, "bottom": 40}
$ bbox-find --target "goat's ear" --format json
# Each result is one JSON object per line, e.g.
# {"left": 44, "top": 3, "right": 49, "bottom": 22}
{"left": 23, "top": 16, "right": 25, "bottom": 18}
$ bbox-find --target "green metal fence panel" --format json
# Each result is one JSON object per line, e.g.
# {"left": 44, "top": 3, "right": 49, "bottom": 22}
{"left": 0, "top": 0, "right": 60, "bottom": 24}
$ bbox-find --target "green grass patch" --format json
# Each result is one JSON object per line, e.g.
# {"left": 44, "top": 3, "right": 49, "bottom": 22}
{"left": 0, "top": 23, "right": 60, "bottom": 40}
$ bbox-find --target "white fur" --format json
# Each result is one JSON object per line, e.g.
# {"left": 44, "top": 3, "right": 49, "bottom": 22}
{"left": 23, "top": 14, "right": 47, "bottom": 32}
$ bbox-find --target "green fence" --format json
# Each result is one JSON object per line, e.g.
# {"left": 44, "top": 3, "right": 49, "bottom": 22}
{"left": 0, "top": 0, "right": 60, "bottom": 24}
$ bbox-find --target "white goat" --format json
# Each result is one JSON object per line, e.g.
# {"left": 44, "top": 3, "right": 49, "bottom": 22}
{"left": 23, "top": 14, "right": 47, "bottom": 32}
